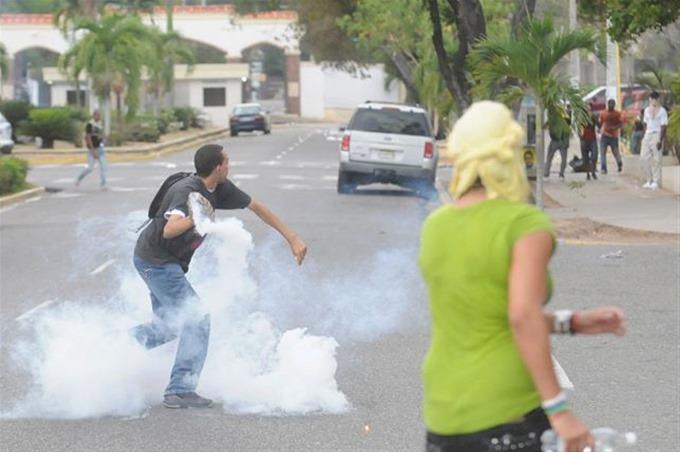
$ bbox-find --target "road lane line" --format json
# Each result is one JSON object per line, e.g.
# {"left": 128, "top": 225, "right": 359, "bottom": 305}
{"left": 232, "top": 174, "right": 259, "bottom": 180}
{"left": 15, "top": 299, "right": 58, "bottom": 322}
{"left": 90, "top": 259, "right": 116, "bottom": 275}
{"left": 552, "top": 355, "right": 575, "bottom": 390}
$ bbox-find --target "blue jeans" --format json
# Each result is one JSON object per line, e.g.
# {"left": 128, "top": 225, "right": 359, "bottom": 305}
{"left": 599, "top": 136, "right": 622, "bottom": 171}
{"left": 77, "top": 144, "right": 108, "bottom": 187}
{"left": 130, "top": 255, "right": 210, "bottom": 395}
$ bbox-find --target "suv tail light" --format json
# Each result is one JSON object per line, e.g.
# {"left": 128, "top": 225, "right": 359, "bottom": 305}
{"left": 423, "top": 141, "right": 434, "bottom": 159}
{"left": 341, "top": 134, "right": 350, "bottom": 152}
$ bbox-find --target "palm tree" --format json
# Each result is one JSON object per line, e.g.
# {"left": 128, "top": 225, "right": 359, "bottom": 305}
{"left": 147, "top": 29, "right": 195, "bottom": 114}
{"left": 470, "top": 17, "right": 600, "bottom": 209}
{"left": 0, "top": 43, "right": 8, "bottom": 82}
{"left": 62, "top": 14, "right": 156, "bottom": 134}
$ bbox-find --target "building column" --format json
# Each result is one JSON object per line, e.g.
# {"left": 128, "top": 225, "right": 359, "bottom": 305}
{"left": 285, "top": 51, "right": 300, "bottom": 116}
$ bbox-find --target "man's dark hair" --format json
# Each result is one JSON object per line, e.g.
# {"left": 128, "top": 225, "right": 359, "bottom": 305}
{"left": 194, "top": 144, "right": 225, "bottom": 177}
{"left": 650, "top": 90, "right": 660, "bottom": 99}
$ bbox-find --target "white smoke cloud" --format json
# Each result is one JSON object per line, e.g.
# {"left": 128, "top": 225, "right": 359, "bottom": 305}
{"left": 2, "top": 214, "right": 349, "bottom": 419}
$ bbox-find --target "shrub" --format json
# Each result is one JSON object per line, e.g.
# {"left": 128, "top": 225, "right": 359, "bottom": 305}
{"left": 20, "top": 108, "right": 76, "bottom": 148}
{"left": 157, "top": 109, "right": 177, "bottom": 134}
{"left": 0, "top": 100, "right": 32, "bottom": 141}
{"left": 124, "top": 122, "right": 160, "bottom": 143}
{"left": 0, "top": 156, "right": 29, "bottom": 195}
{"left": 173, "top": 107, "right": 203, "bottom": 130}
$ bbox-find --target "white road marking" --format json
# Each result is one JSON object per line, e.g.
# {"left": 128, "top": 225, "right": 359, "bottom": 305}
{"left": 15, "top": 299, "right": 58, "bottom": 322}
{"left": 52, "top": 193, "right": 82, "bottom": 199}
{"left": 152, "top": 162, "right": 178, "bottom": 169}
{"left": 53, "top": 178, "right": 77, "bottom": 184}
{"left": 233, "top": 174, "right": 259, "bottom": 180}
{"left": 90, "top": 258, "right": 116, "bottom": 275}
{"left": 275, "top": 155, "right": 282, "bottom": 160}
{"left": 279, "top": 184, "right": 335, "bottom": 191}
{"left": 279, "top": 175, "right": 304, "bottom": 180}
{"left": 259, "top": 160, "right": 281, "bottom": 166}
{"left": 25, "top": 197, "right": 42, "bottom": 203}
{"left": 322, "top": 175, "right": 338, "bottom": 181}
{"left": 109, "top": 187, "right": 153, "bottom": 192}
{"left": 552, "top": 355, "right": 575, "bottom": 390}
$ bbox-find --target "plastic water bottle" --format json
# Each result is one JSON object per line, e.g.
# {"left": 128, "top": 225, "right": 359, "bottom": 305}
{"left": 541, "top": 427, "right": 637, "bottom": 451}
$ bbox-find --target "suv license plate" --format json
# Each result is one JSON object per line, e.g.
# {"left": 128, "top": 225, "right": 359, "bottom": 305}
{"left": 375, "top": 150, "right": 395, "bottom": 161}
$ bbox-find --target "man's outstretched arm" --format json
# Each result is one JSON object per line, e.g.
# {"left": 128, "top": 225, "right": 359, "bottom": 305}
{"left": 248, "top": 199, "right": 307, "bottom": 265}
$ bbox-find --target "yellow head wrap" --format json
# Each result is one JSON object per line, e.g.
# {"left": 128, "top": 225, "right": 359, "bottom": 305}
{"left": 447, "top": 101, "right": 529, "bottom": 203}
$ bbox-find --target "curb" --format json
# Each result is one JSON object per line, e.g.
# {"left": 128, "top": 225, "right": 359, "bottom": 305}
{"left": 12, "top": 128, "right": 229, "bottom": 160}
{"left": 0, "top": 186, "right": 46, "bottom": 208}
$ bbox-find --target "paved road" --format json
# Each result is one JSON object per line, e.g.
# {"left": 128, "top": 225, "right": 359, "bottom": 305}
{"left": 0, "top": 125, "right": 678, "bottom": 451}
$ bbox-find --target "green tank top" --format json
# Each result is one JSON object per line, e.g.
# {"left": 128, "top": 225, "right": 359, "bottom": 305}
{"left": 419, "top": 198, "right": 554, "bottom": 435}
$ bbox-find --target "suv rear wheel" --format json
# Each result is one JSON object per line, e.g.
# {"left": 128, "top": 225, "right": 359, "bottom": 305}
{"left": 337, "top": 170, "right": 356, "bottom": 194}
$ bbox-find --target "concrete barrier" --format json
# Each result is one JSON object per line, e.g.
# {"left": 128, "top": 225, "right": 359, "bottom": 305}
{"left": 0, "top": 186, "right": 45, "bottom": 207}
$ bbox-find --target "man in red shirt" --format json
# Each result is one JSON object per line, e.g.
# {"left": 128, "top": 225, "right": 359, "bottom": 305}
{"left": 598, "top": 99, "right": 623, "bottom": 174}
{"left": 579, "top": 102, "right": 598, "bottom": 180}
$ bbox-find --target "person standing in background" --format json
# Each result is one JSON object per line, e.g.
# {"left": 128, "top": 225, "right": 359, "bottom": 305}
{"left": 641, "top": 92, "right": 668, "bottom": 190}
{"left": 75, "top": 110, "right": 108, "bottom": 189}
{"left": 597, "top": 99, "right": 623, "bottom": 174}
{"left": 579, "top": 102, "right": 598, "bottom": 180}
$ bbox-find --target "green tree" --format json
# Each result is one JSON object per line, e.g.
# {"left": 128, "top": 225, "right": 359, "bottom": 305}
{"left": 60, "top": 14, "right": 157, "bottom": 134}
{"left": 147, "top": 28, "right": 195, "bottom": 114}
{"left": 0, "top": 43, "right": 8, "bottom": 82}
{"left": 471, "top": 17, "right": 599, "bottom": 209}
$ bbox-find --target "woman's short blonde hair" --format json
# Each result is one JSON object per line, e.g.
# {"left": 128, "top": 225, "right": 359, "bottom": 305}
{"left": 446, "top": 101, "right": 529, "bottom": 202}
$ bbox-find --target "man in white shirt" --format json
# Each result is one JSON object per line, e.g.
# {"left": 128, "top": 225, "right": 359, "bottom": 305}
{"left": 641, "top": 91, "right": 668, "bottom": 190}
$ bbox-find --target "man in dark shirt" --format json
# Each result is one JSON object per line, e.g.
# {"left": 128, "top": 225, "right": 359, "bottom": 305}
{"left": 131, "top": 144, "right": 308, "bottom": 409}
{"left": 75, "top": 110, "right": 108, "bottom": 188}
{"left": 579, "top": 102, "right": 598, "bottom": 180}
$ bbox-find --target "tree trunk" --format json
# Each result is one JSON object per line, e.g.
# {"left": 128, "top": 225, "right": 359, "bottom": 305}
{"left": 426, "top": 0, "right": 467, "bottom": 113}
{"left": 535, "top": 99, "right": 545, "bottom": 209}
{"left": 115, "top": 91, "right": 122, "bottom": 127}
{"left": 388, "top": 52, "right": 420, "bottom": 103}
{"left": 102, "top": 94, "right": 112, "bottom": 137}
{"left": 75, "top": 76, "right": 81, "bottom": 107}
{"left": 511, "top": 0, "right": 536, "bottom": 36}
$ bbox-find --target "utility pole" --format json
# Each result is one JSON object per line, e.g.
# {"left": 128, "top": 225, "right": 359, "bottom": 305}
{"left": 569, "top": 0, "right": 580, "bottom": 86}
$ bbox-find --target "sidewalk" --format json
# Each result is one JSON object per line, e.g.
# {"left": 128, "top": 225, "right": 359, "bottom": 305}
{"left": 543, "top": 172, "right": 680, "bottom": 235}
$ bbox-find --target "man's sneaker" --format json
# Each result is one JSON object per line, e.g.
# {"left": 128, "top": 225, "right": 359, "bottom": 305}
{"left": 601, "top": 168, "right": 608, "bottom": 174}
{"left": 649, "top": 182, "right": 659, "bottom": 191}
{"left": 163, "top": 392, "right": 213, "bottom": 409}
{"left": 642, "top": 181, "right": 652, "bottom": 189}
{"left": 617, "top": 165, "right": 623, "bottom": 173}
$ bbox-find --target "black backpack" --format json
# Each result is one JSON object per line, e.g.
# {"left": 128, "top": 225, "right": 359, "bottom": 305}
{"left": 136, "top": 171, "right": 193, "bottom": 232}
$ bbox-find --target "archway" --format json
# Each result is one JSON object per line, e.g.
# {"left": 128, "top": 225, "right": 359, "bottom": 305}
{"left": 241, "top": 43, "right": 286, "bottom": 113}
{"left": 11, "top": 47, "right": 60, "bottom": 106}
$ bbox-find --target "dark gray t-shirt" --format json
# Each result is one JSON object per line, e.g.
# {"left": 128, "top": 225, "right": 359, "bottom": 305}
{"left": 134, "top": 175, "right": 251, "bottom": 272}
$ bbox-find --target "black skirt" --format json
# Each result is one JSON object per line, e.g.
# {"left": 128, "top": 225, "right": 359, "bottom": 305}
{"left": 425, "top": 407, "right": 551, "bottom": 452}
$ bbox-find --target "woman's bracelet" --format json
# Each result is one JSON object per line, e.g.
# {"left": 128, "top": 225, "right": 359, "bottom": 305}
{"left": 553, "top": 310, "right": 574, "bottom": 335}
{"left": 542, "top": 391, "right": 570, "bottom": 416}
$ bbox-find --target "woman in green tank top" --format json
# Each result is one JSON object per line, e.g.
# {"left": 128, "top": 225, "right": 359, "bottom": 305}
{"left": 419, "top": 101, "right": 626, "bottom": 452}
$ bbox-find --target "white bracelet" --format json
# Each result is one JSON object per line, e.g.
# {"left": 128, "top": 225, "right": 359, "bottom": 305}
{"left": 541, "top": 390, "right": 568, "bottom": 410}
{"left": 553, "top": 310, "right": 573, "bottom": 335}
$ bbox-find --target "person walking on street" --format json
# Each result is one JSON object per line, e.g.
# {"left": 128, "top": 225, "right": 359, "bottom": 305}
{"left": 543, "top": 104, "right": 571, "bottom": 180}
{"left": 579, "top": 102, "right": 598, "bottom": 180}
{"left": 420, "top": 101, "right": 626, "bottom": 452}
{"left": 75, "top": 110, "right": 108, "bottom": 189}
{"left": 130, "top": 143, "right": 308, "bottom": 409}
{"left": 641, "top": 91, "right": 668, "bottom": 191}
{"left": 598, "top": 99, "right": 623, "bottom": 174}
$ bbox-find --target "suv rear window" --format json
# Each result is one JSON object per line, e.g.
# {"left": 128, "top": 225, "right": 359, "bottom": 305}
{"left": 349, "top": 108, "right": 430, "bottom": 136}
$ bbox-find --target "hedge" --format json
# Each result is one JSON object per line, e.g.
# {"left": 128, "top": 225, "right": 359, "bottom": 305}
{"left": 19, "top": 108, "right": 79, "bottom": 148}
{"left": 0, "top": 156, "right": 29, "bottom": 195}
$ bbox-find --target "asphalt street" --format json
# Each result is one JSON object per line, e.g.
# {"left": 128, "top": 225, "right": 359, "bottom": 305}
{"left": 0, "top": 124, "right": 678, "bottom": 452}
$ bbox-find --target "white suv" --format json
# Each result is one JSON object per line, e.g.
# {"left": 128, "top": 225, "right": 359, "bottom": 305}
{"left": 338, "top": 101, "right": 437, "bottom": 194}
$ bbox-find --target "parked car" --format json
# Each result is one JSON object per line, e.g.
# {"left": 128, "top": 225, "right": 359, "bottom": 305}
{"left": 229, "top": 103, "right": 271, "bottom": 136}
{"left": 0, "top": 112, "right": 15, "bottom": 154}
{"left": 337, "top": 101, "right": 437, "bottom": 195}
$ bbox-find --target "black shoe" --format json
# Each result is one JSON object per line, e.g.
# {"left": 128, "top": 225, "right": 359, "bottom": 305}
{"left": 617, "top": 165, "right": 622, "bottom": 173}
{"left": 592, "top": 172, "right": 597, "bottom": 180}
{"left": 602, "top": 168, "right": 608, "bottom": 174}
{"left": 163, "top": 392, "right": 213, "bottom": 409}
{"left": 587, "top": 174, "right": 591, "bottom": 180}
